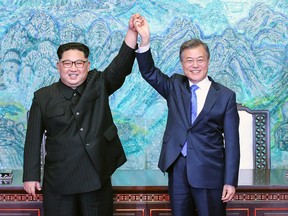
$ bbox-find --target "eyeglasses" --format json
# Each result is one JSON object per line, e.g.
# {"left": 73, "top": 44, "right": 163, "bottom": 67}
{"left": 182, "top": 58, "right": 207, "bottom": 66}
{"left": 61, "top": 60, "right": 88, "bottom": 68}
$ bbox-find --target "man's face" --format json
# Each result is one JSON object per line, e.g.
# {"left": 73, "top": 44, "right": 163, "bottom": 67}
{"left": 181, "top": 46, "right": 209, "bottom": 84}
{"left": 57, "top": 49, "right": 90, "bottom": 88}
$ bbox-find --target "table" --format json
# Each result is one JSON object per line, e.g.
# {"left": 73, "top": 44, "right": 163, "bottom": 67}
{"left": 1, "top": 169, "right": 288, "bottom": 216}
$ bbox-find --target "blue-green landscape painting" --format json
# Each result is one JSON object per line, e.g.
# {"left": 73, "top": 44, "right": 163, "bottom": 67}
{"left": 0, "top": 0, "right": 287, "bottom": 170}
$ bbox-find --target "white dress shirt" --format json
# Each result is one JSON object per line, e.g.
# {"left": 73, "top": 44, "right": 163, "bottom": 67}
{"left": 189, "top": 77, "right": 211, "bottom": 116}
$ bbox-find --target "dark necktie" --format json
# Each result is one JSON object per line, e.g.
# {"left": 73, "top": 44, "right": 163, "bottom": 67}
{"left": 181, "top": 85, "right": 199, "bottom": 157}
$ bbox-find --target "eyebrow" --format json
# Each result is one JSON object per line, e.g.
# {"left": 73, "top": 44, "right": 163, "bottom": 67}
{"left": 61, "top": 59, "right": 88, "bottom": 62}
{"left": 185, "top": 56, "right": 206, "bottom": 59}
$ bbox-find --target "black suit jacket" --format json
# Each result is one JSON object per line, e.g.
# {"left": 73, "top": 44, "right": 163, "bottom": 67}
{"left": 23, "top": 42, "right": 135, "bottom": 194}
{"left": 136, "top": 49, "right": 240, "bottom": 188}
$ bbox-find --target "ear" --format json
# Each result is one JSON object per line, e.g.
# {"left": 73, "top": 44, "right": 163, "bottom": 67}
{"left": 56, "top": 62, "right": 61, "bottom": 71}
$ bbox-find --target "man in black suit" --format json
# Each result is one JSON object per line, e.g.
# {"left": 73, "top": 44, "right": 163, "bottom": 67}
{"left": 134, "top": 17, "right": 240, "bottom": 216}
{"left": 23, "top": 14, "right": 142, "bottom": 216}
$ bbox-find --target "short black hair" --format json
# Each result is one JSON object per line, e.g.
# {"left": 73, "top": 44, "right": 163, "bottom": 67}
{"left": 179, "top": 39, "right": 210, "bottom": 61}
{"left": 57, "top": 42, "right": 90, "bottom": 60}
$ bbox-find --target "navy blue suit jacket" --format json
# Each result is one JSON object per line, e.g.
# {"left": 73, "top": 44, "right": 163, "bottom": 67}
{"left": 136, "top": 49, "right": 240, "bottom": 188}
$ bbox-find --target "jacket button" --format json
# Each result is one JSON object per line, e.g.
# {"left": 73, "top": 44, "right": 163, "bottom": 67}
{"left": 80, "top": 128, "right": 84, "bottom": 131}
{"left": 76, "top": 112, "right": 80, "bottom": 115}
{"left": 86, "top": 143, "right": 90, "bottom": 146}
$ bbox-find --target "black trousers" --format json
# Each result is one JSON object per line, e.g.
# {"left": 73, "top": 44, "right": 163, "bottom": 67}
{"left": 43, "top": 179, "right": 113, "bottom": 216}
{"left": 168, "top": 155, "right": 226, "bottom": 216}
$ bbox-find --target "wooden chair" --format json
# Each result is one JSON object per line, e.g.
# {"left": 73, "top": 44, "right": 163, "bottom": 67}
{"left": 237, "top": 104, "right": 270, "bottom": 170}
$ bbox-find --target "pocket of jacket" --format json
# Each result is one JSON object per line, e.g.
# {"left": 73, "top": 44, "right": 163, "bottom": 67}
{"left": 202, "top": 148, "right": 224, "bottom": 160}
{"left": 47, "top": 106, "right": 65, "bottom": 118}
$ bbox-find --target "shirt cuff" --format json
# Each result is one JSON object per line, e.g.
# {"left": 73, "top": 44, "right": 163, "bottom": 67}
{"left": 136, "top": 43, "right": 150, "bottom": 53}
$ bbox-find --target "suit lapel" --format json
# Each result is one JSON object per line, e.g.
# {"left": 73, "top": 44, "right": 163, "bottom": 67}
{"left": 176, "top": 79, "right": 191, "bottom": 127}
{"left": 182, "top": 82, "right": 191, "bottom": 126}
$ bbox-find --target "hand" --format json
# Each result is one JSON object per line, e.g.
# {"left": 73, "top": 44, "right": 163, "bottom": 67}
{"left": 221, "top": 184, "right": 236, "bottom": 203}
{"left": 128, "top": 13, "right": 141, "bottom": 32}
{"left": 133, "top": 16, "right": 150, "bottom": 47}
{"left": 125, "top": 13, "right": 143, "bottom": 48}
{"left": 23, "top": 181, "right": 41, "bottom": 199}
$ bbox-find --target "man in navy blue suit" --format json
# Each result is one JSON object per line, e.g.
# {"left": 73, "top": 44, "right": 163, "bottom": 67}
{"left": 134, "top": 17, "right": 240, "bottom": 216}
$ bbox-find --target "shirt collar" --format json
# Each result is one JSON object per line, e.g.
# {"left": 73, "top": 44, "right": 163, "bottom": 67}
{"left": 58, "top": 79, "right": 86, "bottom": 99}
{"left": 189, "top": 76, "right": 211, "bottom": 90}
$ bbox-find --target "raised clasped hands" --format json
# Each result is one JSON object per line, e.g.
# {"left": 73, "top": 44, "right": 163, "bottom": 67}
{"left": 126, "top": 13, "right": 147, "bottom": 48}
{"left": 128, "top": 13, "right": 150, "bottom": 47}
{"left": 129, "top": 13, "right": 142, "bottom": 32}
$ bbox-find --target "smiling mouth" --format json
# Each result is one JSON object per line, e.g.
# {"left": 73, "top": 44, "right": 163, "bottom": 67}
{"left": 191, "top": 70, "right": 201, "bottom": 73}
{"left": 69, "top": 74, "right": 78, "bottom": 78}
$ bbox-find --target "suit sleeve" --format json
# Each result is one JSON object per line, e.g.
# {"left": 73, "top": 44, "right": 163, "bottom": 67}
{"left": 136, "top": 49, "right": 172, "bottom": 99}
{"left": 103, "top": 41, "right": 136, "bottom": 95}
{"left": 223, "top": 92, "right": 240, "bottom": 187}
{"left": 23, "top": 95, "right": 44, "bottom": 182}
